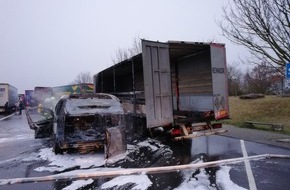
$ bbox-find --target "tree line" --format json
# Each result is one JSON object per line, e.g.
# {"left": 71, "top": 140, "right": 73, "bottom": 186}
{"left": 227, "top": 63, "right": 286, "bottom": 96}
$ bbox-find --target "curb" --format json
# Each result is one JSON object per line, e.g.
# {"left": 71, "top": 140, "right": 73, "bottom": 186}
{"left": 0, "top": 113, "right": 15, "bottom": 121}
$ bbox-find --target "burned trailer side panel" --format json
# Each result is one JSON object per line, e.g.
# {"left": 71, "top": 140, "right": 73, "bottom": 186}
{"left": 94, "top": 55, "right": 148, "bottom": 138}
{"left": 142, "top": 40, "right": 173, "bottom": 128}
{"left": 94, "top": 60, "right": 140, "bottom": 94}
{"left": 94, "top": 55, "right": 146, "bottom": 116}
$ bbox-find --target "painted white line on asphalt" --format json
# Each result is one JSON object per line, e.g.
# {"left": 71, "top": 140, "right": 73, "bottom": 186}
{"left": 0, "top": 113, "right": 15, "bottom": 121}
{"left": 240, "top": 139, "right": 257, "bottom": 190}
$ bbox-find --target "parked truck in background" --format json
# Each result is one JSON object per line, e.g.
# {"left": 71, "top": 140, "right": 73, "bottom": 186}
{"left": 94, "top": 40, "right": 229, "bottom": 140}
{"left": 0, "top": 83, "right": 18, "bottom": 114}
{"left": 28, "top": 84, "right": 94, "bottom": 109}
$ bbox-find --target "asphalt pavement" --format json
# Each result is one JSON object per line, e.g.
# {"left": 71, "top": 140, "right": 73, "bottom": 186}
{"left": 221, "top": 125, "right": 290, "bottom": 149}
{"left": 1, "top": 114, "right": 290, "bottom": 190}
{"left": 1, "top": 113, "right": 290, "bottom": 149}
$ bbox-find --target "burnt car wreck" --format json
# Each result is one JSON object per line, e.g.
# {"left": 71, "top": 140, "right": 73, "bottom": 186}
{"left": 26, "top": 93, "right": 127, "bottom": 157}
{"left": 53, "top": 93, "right": 126, "bottom": 155}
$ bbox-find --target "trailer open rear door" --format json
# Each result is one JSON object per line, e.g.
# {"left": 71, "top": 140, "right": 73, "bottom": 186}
{"left": 142, "top": 40, "right": 173, "bottom": 128}
{"left": 210, "top": 44, "right": 229, "bottom": 120}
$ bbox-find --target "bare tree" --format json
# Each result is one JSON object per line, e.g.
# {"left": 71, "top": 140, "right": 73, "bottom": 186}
{"left": 128, "top": 37, "right": 142, "bottom": 57}
{"left": 111, "top": 48, "right": 129, "bottom": 64}
{"left": 227, "top": 63, "right": 244, "bottom": 96}
{"left": 243, "top": 63, "right": 281, "bottom": 94}
{"left": 219, "top": 0, "right": 290, "bottom": 72}
{"left": 71, "top": 71, "right": 93, "bottom": 84}
{"left": 111, "top": 36, "right": 142, "bottom": 64}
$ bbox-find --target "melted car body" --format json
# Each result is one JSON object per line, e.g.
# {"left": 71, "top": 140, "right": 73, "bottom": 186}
{"left": 53, "top": 93, "right": 125, "bottom": 154}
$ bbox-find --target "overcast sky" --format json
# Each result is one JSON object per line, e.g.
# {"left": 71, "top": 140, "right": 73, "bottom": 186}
{"left": 0, "top": 0, "right": 249, "bottom": 93}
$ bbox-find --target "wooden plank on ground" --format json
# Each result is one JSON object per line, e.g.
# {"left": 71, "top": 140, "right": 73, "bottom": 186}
{"left": 1, "top": 154, "right": 290, "bottom": 185}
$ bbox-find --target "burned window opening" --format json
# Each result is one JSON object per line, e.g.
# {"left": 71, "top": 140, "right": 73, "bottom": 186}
{"left": 77, "top": 105, "right": 111, "bottom": 109}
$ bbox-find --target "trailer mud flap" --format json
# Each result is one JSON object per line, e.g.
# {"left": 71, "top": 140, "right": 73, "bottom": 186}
{"left": 105, "top": 125, "right": 127, "bottom": 159}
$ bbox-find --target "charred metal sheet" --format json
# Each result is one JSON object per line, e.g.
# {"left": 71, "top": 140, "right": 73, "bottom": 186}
{"left": 105, "top": 125, "right": 127, "bottom": 159}
{"left": 25, "top": 107, "right": 54, "bottom": 138}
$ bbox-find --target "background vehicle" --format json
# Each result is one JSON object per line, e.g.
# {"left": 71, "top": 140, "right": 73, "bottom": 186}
{"left": 94, "top": 40, "right": 229, "bottom": 140}
{"left": 26, "top": 84, "right": 94, "bottom": 109}
{"left": 0, "top": 83, "right": 18, "bottom": 114}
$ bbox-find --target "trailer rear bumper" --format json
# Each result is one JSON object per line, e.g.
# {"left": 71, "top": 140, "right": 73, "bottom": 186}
{"left": 174, "top": 129, "right": 228, "bottom": 141}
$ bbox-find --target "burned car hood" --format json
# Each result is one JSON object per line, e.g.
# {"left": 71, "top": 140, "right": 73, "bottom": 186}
{"left": 64, "top": 98, "right": 124, "bottom": 115}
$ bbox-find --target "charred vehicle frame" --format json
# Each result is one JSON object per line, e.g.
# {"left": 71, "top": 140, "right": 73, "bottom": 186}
{"left": 25, "top": 107, "right": 54, "bottom": 139}
{"left": 26, "top": 93, "right": 127, "bottom": 157}
{"left": 52, "top": 93, "right": 126, "bottom": 155}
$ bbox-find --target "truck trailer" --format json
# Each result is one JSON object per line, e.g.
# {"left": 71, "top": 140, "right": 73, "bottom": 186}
{"left": 0, "top": 83, "right": 18, "bottom": 114}
{"left": 94, "top": 40, "right": 229, "bottom": 140}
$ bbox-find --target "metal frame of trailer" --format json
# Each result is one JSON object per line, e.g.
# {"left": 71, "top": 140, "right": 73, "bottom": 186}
{"left": 94, "top": 40, "right": 229, "bottom": 139}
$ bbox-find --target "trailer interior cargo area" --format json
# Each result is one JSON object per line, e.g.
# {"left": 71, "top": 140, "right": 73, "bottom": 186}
{"left": 94, "top": 40, "right": 229, "bottom": 139}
